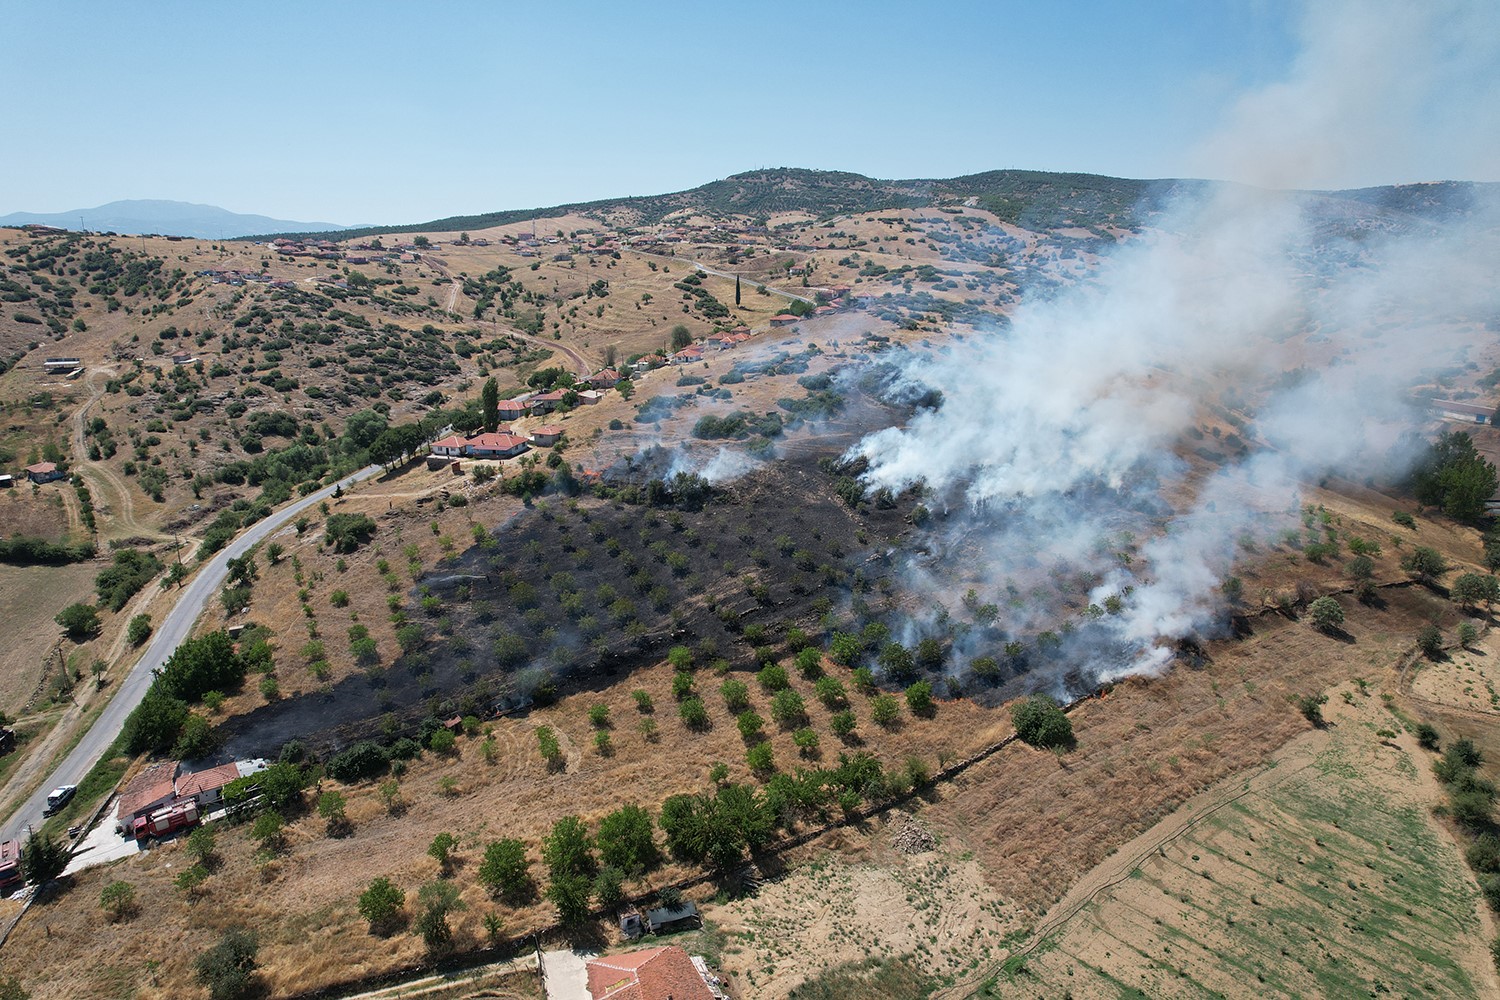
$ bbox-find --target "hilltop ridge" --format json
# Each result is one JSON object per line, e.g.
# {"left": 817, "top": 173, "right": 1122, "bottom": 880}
{"left": 256, "top": 167, "right": 1496, "bottom": 241}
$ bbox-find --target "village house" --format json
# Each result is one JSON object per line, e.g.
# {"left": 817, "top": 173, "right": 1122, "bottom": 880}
{"left": 116, "top": 758, "right": 270, "bottom": 832}
{"left": 0, "top": 839, "right": 21, "bottom": 891}
{"left": 114, "top": 760, "right": 180, "bottom": 833}
{"left": 529, "top": 425, "right": 564, "bottom": 447}
{"left": 770, "top": 314, "right": 799, "bottom": 327}
{"left": 429, "top": 434, "right": 469, "bottom": 458}
{"left": 175, "top": 759, "right": 268, "bottom": 807}
{"left": 527, "top": 389, "right": 569, "bottom": 414}
{"left": 464, "top": 432, "right": 529, "bottom": 460}
{"left": 24, "top": 462, "right": 63, "bottom": 484}
{"left": 575, "top": 389, "right": 605, "bottom": 405}
{"left": 585, "top": 945, "right": 724, "bottom": 1000}
{"left": 586, "top": 368, "right": 621, "bottom": 389}
{"left": 496, "top": 399, "right": 528, "bottom": 422}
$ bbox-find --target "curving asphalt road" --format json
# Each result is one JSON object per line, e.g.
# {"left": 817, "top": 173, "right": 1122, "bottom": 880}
{"left": 1, "top": 464, "right": 382, "bottom": 844}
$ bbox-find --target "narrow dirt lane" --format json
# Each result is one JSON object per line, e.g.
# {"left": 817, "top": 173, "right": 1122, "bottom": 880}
{"left": 69, "top": 368, "right": 170, "bottom": 542}
{"left": 420, "top": 251, "right": 591, "bottom": 376}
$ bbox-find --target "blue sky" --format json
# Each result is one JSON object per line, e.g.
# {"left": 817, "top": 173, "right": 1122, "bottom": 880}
{"left": 1, "top": 1, "right": 1492, "bottom": 224}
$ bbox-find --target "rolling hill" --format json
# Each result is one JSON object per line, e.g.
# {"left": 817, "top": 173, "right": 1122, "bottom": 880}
{"left": 0, "top": 199, "right": 356, "bottom": 239}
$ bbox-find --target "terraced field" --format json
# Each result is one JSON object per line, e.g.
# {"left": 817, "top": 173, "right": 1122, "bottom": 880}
{"left": 983, "top": 690, "right": 1492, "bottom": 999}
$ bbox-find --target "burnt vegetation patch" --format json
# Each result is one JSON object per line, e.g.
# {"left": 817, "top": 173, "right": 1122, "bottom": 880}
{"left": 220, "top": 455, "right": 914, "bottom": 754}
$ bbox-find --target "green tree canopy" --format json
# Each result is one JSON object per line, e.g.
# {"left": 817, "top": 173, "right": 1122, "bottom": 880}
{"left": 194, "top": 928, "right": 259, "bottom": 1000}
{"left": 1411, "top": 431, "right": 1499, "bottom": 523}
{"left": 1010, "top": 695, "right": 1075, "bottom": 750}
{"left": 477, "top": 838, "right": 533, "bottom": 902}
{"left": 596, "top": 804, "right": 660, "bottom": 876}
{"left": 358, "top": 877, "right": 405, "bottom": 933}
{"left": 481, "top": 377, "right": 500, "bottom": 433}
{"left": 55, "top": 603, "right": 100, "bottom": 640}
{"left": 1308, "top": 596, "right": 1345, "bottom": 632}
{"left": 542, "top": 815, "right": 595, "bottom": 880}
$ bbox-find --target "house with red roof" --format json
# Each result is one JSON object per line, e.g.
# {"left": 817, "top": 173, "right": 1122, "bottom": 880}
{"left": 496, "top": 399, "right": 528, "bottom": 421}
{"left": 586, "top": 368, "right": 621, "bottom": 389}
{"left": 24, "top": 462, "right": 63, "bottom": 484}
{"left": 585, "top": 946, "right": 720, "bottom": 1000}
{"left": 528, "top": 389, "right": 569, "bottom": 414}
{"left": 770, "top": 314, "right": 799, "bottom": 327}
{"left": 529, "top": 425, "right": 564, "bottom": 447}
{"left": 115, "top": 760, "right": 180, "bottom": 833}
{"left": 465, "top": 432, "right": 529, "bottom": 459}
{"left": 430, "top": 434, "right": 469, "bottom": 458}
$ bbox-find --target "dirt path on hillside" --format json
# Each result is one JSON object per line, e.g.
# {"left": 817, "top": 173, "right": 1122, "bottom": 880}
{"left": 420, "top": 253, "right": 591, "bottom": 375}
{"left": 69, "top": 368, "right": 171, "bottom": 541}
{"left": 622, "top": 246, "right": 816, "bottom": 305}
{"left": 929, "top": 737, "right": 1321, "bottom": 1000}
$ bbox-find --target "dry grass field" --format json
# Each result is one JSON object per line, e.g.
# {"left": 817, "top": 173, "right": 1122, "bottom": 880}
{"left": 698, "top": 589, "right": 1496, "bottom": 998}
{"left": 0, "top": 655, "right": 1007, "bottom": 999}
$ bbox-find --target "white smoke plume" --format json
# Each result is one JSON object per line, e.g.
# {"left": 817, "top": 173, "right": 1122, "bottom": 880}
{"left": 849, "top": 0, "right": 1500, "bottom": 690}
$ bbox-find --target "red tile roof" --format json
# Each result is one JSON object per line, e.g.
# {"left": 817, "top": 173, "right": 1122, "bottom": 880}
{"left": 467, "top": 432, "right": 527, "bottom": 451}
{"left": 24, "top": 462, "right": 57, "bottom": 475}
{"left": 586, "top": 946, "right": 713, "bottom": 1000}
{"left": 117, "top": 760, "right": 179, "bottom": 821}
{"left": 534, "top": 425, "right": 564, "bottom": 436}
{"left": 431, "top": 435, "right": 467, "bottom": 450}
{"left": 175, "top": 762, "right": 241, "bottom": 798}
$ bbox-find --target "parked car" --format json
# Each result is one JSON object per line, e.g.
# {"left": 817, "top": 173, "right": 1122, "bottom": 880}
{"left": 42, "top": 784, "right": 76, "bottom": 816}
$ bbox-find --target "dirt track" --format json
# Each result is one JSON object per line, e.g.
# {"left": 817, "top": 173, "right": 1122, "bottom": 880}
{"left": 69, "top": 367, "right": 171, "bottom": 542}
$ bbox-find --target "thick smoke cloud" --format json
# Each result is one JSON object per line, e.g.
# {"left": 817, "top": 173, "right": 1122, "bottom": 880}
{"left": 849, "top": 0, "right": 1500, "bottom": 691}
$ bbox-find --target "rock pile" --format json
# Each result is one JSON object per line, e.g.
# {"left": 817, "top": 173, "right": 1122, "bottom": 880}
{"left": 892, "top": 819, "right": 936, "bottom": 855}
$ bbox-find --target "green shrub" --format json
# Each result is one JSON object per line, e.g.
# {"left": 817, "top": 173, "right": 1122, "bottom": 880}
{"left": 1010, "top": 695, "right": 1074, "bottom": 749}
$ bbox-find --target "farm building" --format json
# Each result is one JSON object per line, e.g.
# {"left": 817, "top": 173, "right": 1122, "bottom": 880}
{"left": 175, "top": 762, "right": 243, "bottom": 806}
{"left": 24, "top": 462, "right": 63, "bottom": 484}
{"left": 115, "top": 758, "right": 270, "bottom": 831}
{"left": 1431, "top": 398, "right": 1495, "bottom": 424}
{"left": 0, "top": 474, "right": 13, "bottom": 488}
{"left": 770, "top": 314, "right": 799, "bottom": 327}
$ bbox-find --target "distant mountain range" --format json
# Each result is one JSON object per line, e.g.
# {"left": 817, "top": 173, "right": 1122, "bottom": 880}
{"left": 0, "top": 200, "right": 356, "bottom": 239}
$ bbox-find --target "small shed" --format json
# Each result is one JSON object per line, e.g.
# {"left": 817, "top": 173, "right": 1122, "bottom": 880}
{"left": 645, "top": 901, "right": 701, "bottom": 934}
{"left": 24, "top": 462, "right": 63, "bottom": 484}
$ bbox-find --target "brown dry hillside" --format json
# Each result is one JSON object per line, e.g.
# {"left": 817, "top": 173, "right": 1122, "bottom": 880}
{"left": 3, "top": 178, "right": 1500, "bottom": 999}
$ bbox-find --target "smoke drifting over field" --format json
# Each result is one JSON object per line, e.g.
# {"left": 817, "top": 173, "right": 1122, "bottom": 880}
{"left": 851, "top": 0, "right": 1500, "bottom": 690}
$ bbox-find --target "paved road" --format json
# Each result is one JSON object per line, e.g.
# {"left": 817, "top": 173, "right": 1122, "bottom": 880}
{"left": 1, "top": 464, "right": 382, "bottom": 844}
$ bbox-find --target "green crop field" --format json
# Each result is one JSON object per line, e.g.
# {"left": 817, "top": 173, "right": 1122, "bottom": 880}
{"left": 981, "top": 710, "right": 1486, "bottom": 999}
